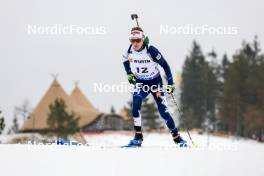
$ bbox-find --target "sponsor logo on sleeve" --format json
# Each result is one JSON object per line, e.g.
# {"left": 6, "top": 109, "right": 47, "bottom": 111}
{"left": 156, "top": 53, "right": 161, "bottom": 60}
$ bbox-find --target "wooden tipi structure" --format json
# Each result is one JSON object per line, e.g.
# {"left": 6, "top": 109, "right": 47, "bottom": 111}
{"left": 21, "top": 79, "right": 100, "bottom": 132}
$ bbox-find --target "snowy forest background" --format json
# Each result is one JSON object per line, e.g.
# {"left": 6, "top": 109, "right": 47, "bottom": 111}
{"left": 123, "top": 37, "right": 264, "bottom": 141}
{"left": 0, "top": 37, "right": 264, "bottom": 142}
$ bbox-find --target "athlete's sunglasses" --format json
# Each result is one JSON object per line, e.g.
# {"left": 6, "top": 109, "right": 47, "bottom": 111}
{"left": 130, "top": 39, "right": 142, "bottom": 43}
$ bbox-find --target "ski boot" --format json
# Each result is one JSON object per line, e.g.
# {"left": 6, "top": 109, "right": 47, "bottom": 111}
{"left": 172, "top": 132, "right": 188, "bottom": 147}
{"left": 123, "top": 132, "right": 143, "bottom": 148}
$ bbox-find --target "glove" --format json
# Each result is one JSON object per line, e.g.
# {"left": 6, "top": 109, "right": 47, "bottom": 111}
{"left": 166, "top": 84, "right": 175, "bottom": 94}
{"left": 127, "top": 73, "right": 136, "bottom": 84}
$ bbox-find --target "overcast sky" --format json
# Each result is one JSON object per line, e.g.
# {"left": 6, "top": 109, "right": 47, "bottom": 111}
{"left": 0, "top": 0, "right": 263, "bottom": 128}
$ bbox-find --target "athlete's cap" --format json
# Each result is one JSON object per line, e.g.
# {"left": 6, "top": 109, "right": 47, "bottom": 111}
{"left": 129, "top": 30, "right": 144, "bottom": 40}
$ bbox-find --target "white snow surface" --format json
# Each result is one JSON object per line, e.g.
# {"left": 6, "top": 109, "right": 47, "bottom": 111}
{"left": 0, "top": 132, "right": 263, "bottom": 176}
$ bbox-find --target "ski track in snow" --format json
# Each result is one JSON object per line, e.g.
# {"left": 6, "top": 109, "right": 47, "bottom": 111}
{"left": 0, "top": 132, "right": 263, "bottom": 176}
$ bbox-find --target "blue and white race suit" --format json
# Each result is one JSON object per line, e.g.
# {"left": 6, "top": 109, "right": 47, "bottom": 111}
{"left": 122, "top": 43, "right": 178, "bottom": 134}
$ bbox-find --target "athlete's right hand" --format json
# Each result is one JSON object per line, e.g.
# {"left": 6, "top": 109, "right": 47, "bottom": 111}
{"left": 166, "top": 84, "right": 175, "bottom": 94}
{"left": 127, "top": 74, "right": 136, "bottom": 84}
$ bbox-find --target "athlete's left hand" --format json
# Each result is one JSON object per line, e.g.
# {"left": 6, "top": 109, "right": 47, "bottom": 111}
{"left": 166, "top": 84, "right": 175, "bottom": 94}
{"left": 127, "top": 73, "right": 136, "bottom": 85}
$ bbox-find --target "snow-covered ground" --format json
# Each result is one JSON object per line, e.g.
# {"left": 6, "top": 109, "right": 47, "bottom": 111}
{"left": 0, "top": 132, "right": 263, "bottom": 176}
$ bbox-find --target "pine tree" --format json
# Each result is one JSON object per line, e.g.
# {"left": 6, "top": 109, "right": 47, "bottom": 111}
{"left": 205, "top": 49, "right": 221, "bottom": 130}
{"left": 181, "top": 42, "right": 221, "bottom": 130}
{"left": 181, "top": 41, "right": 209, "bottom": 128}
{"left": 216, "top": 54, "right": 231, "bottom": 132}
{"left": 8, "top": 116, "right": 19, "bottom": 134}
{"left": 0, "top": 110, "right": 5, "bottom": 135}
{"left": 220, "top": 37, "right": 264, "bottom": 137}
{"left": 242, "top": 38, "right": 264, "bottom": 139}
{"left": 221, "top": 54, "right": 230, "bottom": 82}
{"left": 47, "top": 99, "right": 80, "bottom": 139}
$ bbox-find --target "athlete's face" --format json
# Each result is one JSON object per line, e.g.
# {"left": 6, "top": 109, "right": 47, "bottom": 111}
{"left": 130, "top": 38, "right": 144, "bottom": 51}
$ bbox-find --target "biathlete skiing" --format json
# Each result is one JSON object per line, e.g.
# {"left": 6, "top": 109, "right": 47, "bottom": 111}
{"left": 122, "top": 14, "right": 187, "bottom": 147}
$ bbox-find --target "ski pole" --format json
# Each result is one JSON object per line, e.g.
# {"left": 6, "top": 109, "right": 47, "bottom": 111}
{"left": 131, "top": 14, "right": 140, "bottom": 27}
{"left": 170, "top": 93, "right": 197, "bottom": 147}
